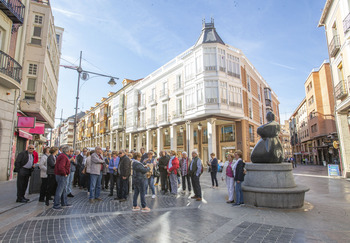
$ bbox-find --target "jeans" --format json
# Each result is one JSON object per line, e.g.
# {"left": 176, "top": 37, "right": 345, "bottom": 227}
{"left": 53, "top": 175, "right": 68, "bottom": 208}
{"left": 17, "top": 167, "right": 31, "bottom": 200}
{"left": 89, "top": 172, "right": 102, "bottom": 199}
{"left": 235, "top": 181, "right": 244, "bottom": 204}
{"left": 133, "top": 179, "right": 146, "bottom": 208}
{"left": 226, "top": 176, "right": 234, "bottom": 201}
{"left": 66, "top": 171, "right": 74, "bottom": 194}
{"left": 191, "top": 174, "right": 202, "bottom": 198}
{"left": 145, "top": 176, "right": 155, "bottom": 195}
{"left": 169, "top": 173, "right": 178, "bottom": 194}
{"left": 211, "top": 171, "right": 218, "bottom": 187}
{"left": 182, "top": 174, "right": 191, "bottom": 191}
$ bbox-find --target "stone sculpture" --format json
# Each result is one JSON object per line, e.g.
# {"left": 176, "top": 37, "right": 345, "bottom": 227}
{"left": 251, "top": 111, "right": 283, "bottom": 163}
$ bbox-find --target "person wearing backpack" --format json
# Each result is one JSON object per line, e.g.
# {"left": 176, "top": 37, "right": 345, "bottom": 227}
{"left": 189, "top": 150, "right": 202, "bottom": 201}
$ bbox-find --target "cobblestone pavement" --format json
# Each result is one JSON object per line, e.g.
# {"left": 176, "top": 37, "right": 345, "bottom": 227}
{"left": 0, "top": 165, "right": 349, "bottom": 242}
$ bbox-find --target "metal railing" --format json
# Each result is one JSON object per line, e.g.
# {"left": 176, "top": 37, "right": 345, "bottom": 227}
{"left": 0, "top": 50, "right": 22, "bottom": 84}
{"left": 221, "top": 98, "right": 227, "bottom": 104}
{"left": 343, "top": 12, "right": 350, "bottom": 34}
{"left": 31, "top": 0, "right": 49, "bottom": 5}
{"left": 206, "top": 98, "right": 218, "bottom": 104}
{"left": 265, "top": 98, "right": 272, "bottom": 107}
{"left": 0, "top": 0, "right": 25, "bottom": 23}
{"left": 329, "top": 35, "right": 340, "bottom": 57}
{"left": 172, "top": 110, "right": 184, "bottom": 119}
{"left": 334, "top": 80, "right": 348, "bottom": 100}
{"left": 148, "top": 95, "right": 157, "bottom": 104}
{"left": 158, "top": 114, "right": 169, "bottom": 123}
{"left": 205, "top": 66, "right": 216, "bottom": 71}
{"left": 229, "top": 101, "right": 242, "bottom": 108}
{"left": 227, "top": 71, "right": 240, "bottom": 78}
{"left": 174, "top": 82, "right": 183, "bottom": 91}
{"left": 159, "top": 89, "right": 168, "bottom": 97}
{"left": 147, "top": 118, "right": 157, "bottom": 126}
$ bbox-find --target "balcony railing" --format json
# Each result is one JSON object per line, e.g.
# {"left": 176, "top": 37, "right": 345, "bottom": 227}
{"left": 31, "top": 0, "right": 50, "bottom": 5}
{"left": 329, "top": 35, "right": 340, "bottom": 57}
{"left": 0, "top": 0, "right": 25, "bottom": 23}
{"left": 148, "top": 95, "right": 157, "bottom": 104}
{"left": 138, "top": 120, "right": 146, "bottom": 129}
{"left": 265, "top": 98, "right": 272, "bottom": 107}
{"left": 219, "top": 66, "right": 226, "bottom": 72}
{"left": 220, "top": 98, "right": 227, "bottom": 104}
{"left": 334, "top": 80, "right": 348, "bottom": 100}
{"left": 0, "top": 50, "right": 22, "bottom": 84}
{"left": 158, "top": 114, "right": 170, "bottom": 124}
{"left": 343, "top": 13, "right": 350, "bottom": 34}
{"left": 227, "top": 71, "right": 240, "bottom": 79}
{"left": 174, "top": 82, "right": 183, "bottom": 91}
{"left": 147, "top": 118, "right": 157, "bottom": 127}
{"left": 206, "top": 98, "right": 218, "bottom": 104}
{"left": 229, "top": 101, "right": 242, "bottom": 108}
{"left": 172, "top": 110, "right": 184, "bottom": 119}
{"left": 159, "top": 89, "right": 169, "bottom": 99}
{"left": 249, "top": 133, "right": 254, "bottom": 142}
{"left": 205, "top": 66, "right": 217, "bottom": 71}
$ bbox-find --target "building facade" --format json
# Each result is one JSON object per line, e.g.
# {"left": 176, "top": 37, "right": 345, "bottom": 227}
{"left": 280, "top": 120, "right": 292, "bottom": 161}
{"left": 289, "top": 62, "right": 337, "bottom": 165}
{"left": 77, "top": 21, "right": 280, "bottom": 163}
{"left": 0, "top": 0, "right": 29, "bottom": 180}
{"left": 319, "top": 0, "right": 350, "bottom": 177}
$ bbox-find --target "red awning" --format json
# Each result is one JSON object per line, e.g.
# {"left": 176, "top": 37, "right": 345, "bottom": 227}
{"left": 18, "top": 130, "right": 33, "bottom": 140}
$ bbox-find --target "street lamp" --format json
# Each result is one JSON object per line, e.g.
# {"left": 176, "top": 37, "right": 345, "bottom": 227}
{"left": 62, "top": 51, "right": 119, "bottom": 150}
{"left": 198, "top": 123, "right": 202, "bottom": 131}
{"left": 179, "top": 126, "right": 184, "bottom": 133}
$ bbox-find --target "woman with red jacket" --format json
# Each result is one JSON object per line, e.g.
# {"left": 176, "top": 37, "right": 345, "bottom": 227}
{"left": 167, "top": 150, "right": 179, "bottom": 196}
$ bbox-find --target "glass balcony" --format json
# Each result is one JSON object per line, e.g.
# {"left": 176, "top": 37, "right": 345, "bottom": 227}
{"left": 334, "top": 80, "right": 347, "bottom": 100}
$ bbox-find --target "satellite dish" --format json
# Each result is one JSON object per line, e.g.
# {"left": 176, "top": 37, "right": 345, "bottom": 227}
{"left": 82, "top": 72, "right": 89, "bottom": 80}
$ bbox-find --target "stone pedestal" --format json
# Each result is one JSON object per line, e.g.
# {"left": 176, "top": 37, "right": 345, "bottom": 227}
{"left": 242, "top": 163, "right": 309, "bottom": 209}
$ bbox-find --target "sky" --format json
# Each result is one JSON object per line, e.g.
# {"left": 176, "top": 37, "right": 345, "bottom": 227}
{"left": 51, "top": 0, "right": 329, "bottom": 125}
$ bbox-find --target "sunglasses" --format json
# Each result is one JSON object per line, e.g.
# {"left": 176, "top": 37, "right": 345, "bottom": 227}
{"left": 28, "top": 148, "right": 34, "bottom": 150}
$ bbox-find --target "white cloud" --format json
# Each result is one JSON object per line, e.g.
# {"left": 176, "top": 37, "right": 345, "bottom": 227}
{"left": 270, "top": 61, "right": 296, "bottom": 70}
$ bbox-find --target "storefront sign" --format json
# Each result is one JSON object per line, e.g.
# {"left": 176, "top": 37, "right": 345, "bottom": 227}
{"left": 328, "top": 164, "right": 340, "bottom": 177}
{"left": 17, "top": 116, "right": 36, "bottom": 128}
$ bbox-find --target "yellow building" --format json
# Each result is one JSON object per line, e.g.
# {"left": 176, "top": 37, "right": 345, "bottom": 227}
{"left": 319, "top": 0, "right": 350, "bottom": 177}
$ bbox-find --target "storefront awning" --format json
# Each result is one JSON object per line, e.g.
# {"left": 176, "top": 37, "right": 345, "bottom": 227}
{"left": 21, "top": 122, "right": 45, "bottom": 134}
{"left": 18, "top": 130, "right": 33, "bottom": 140}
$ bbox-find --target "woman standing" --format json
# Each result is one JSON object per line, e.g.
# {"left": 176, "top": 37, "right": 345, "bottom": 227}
{"left": 46, "top": 147, "right": 58, "bottom": 206}
{"left": 132, "top": 152, "right": 151, "bottom": 212}
{"left": 102, "top": 152, "right": 110, "bottom": 190}
{"left": 39, "top": 147, "right": 50, "bottom": 202}
{"left": 143, "top": 152, "right": 156, "bottom": 199}
{"left": 108, "top": 151, "right": 120, "bottom": 197}
{"left": 221, "top": 153, "right": 235, "bottom": 203}
{"left": 167, "top": 150, "right": 179, "bottom": 196}
{"left": 208, "top": 153, "right": 218, "bottom": 188}
{"left": 233, "top": 150, "right": 245, "bottom": 206}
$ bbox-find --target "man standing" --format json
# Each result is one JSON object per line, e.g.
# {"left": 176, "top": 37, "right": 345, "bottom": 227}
{"left": 89, "top": 147, "right": 105, "bottom": 203}
{"left": 158, "top": 151, "right": 170, "bottom": 194}
{"left": 117, "top": 150, "right": 131, "bottom": 202}
{"left": 53, "top": 146, "right": 72, "bottom": 210}
{"left": 14, "top": 145, "right": 37, "bottom": 203}
{"left": 66, "top": 149, "right": 77, "bottom": 197}
{"left": 179, "top": 152, "right": 191, "bottom": 194}
{"left": 140, "top": 148, "right": 147, "bottom": 163}
{"left": 76, "top": 148, "right": 88, "bottom": 189}
{"left": 189, "top": 150, "right": 202, "bottom": 201}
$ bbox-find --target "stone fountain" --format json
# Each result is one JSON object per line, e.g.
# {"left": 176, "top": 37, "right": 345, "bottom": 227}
{"left": 242, "top": 112, "right": 309, "bottom": 208}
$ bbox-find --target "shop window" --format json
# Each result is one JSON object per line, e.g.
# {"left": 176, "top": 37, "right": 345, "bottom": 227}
{"left": 194, "top": 130, "right": 198, "bottom": 144}
{"left": 164, "top": 134, "right": 170, "bottom": 147}
{"left": 202, "top": 128, "right": 208, "bottom": 144}
{"left": 221, "top": 125, "right": 235, "bottom": 142}
{"left": 177, "top": 132, "right": 184, "bottom": 145}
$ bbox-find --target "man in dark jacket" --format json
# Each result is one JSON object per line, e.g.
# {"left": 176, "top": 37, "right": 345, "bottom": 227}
{"left": 140, "top": 148, "right": 148, "bottom": 163}
{"left": 233, "top": 150, "right": 245, "bottom": 206}
{"left": 14, "top": 145, "right": 36, "bottom": 203}
{"left": 53, "top": 146, "right": 71, "bottom": 210}
{"left": 158, "top": 151, "right": 170, "bottom": 194}
{"left": 117, "top": 150, "right": 131, "bottom": 201}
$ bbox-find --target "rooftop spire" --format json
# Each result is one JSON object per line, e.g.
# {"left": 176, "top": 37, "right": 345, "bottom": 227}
{"left": 195, "top": 18, "right": 225, "bottom": 47}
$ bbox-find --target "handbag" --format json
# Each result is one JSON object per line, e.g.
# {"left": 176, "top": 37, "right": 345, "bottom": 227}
{"left": 113, "top": 169, "right": 118, "bottom": 176}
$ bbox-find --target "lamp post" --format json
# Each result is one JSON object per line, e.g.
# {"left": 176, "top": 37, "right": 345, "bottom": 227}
{"left": 62, "top": 51, "right": 119, "bottom": 150}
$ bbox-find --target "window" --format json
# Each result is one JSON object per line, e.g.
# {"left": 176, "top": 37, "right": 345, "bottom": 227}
{"left": 311, "top": 124, "right": 318, "bottom": 133}
{"left": 249, "top": 125, "right": 254, "bottom": 142}
{"left": 0, "top": 29, "right": 2, "bottom": 50}
{"left": 308, "top": 96, "right": 314, "bottom": 106}
{"left": 197, "top": 83, "right": 204, "bottom": 104}
{"left": 202, "top": 128, "right": 208, "bottom": 144}
{"left": 193, "top": 130, "right": 198, "bottom": 144}
{"left": 227, "top": 54, "right": 240, "bottom": 78}
{"left": 185, "top": 61, "right": 194, "bottom": 80}
{"left": 218, "top": 48, "right": 226, "bottom": 72}
{"left": 205, "top": 80, "right": 218, "bottom": 103}
{"left": 176, "top": 98, "right": 183, "bottom": 115}
{"left": 25, "top": 93, "right": 35, "bottom": 100}
{"left": 220, "top": 81, "right": 227, "bottom": 104}
{"left": 221, "top": 125, "right": 235, "bottom": 142}
{"left": 34, "top": 15, "right": 43, "bottom": 24}
{"left": 27, "top": 78, "right": 36, "bottom": 91}
{"left": 28, "top": 64, "right": 38, "bottom": 75}
{"left": 162, "top": 104, "right": 167, "bottom": 121}
{"left": 175, "top": 75, "right": 182, "bottom": 89}
{"left": 185, "top": 87, "right": 195, "bottom": 109}
{"left": 56, "top": 34, "right": 60, "bottom": 45}
{"left": 177, "top": 132, "right": 184, "bottom": 145}
{"left": 259, "top": 106, "right": 263, "bottom": 124}
{"left": 164, "top": 134, "right": 170, "bottom": 147}
{"left": 248, "top": 99, "right": 253, "bottom": 119}
{"left": 247, "top": 75, "right": 251, "bottom": 92}
{"left": 204, "top": 47, "right": 216, "bottom": 70}
{"left": 258, "top": 84, "right": 261, "bottom": 100}
{"left": 140, "top": 93, "right": 145, "bottom": 106}
{"left": 151, "top": 108, "right": 156, "bottom": 123}
{"left": 195, "top": 55, "right": 203, "bottom": 73}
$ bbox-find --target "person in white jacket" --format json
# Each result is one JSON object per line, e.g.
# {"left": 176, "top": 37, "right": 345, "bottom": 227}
{"left": 221, "top": 153, "right": 236, "bottom": 203}
{"left": 39, "top": 147, "right": 50, "bottom": 202}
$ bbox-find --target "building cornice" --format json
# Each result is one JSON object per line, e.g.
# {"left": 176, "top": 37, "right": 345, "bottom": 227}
{"left": 318, "top": 0, "right": 333, "bottom": 27}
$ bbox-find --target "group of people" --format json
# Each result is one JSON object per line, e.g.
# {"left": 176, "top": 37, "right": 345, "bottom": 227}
{"left": 15, "top": 144, "right": 246, "bottom": 211}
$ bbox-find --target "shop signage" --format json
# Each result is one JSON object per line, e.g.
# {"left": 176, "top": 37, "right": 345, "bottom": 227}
{"left": 17, "top": 116, "right": 36, "bottom": 128}
{"left": 328, "top": 164, "right": 340, "bottom": 177}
